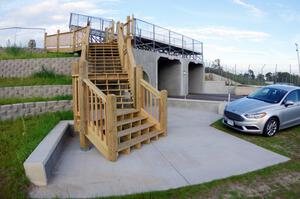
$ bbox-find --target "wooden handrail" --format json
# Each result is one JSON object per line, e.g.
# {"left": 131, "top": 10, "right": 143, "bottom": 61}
{"left": 83, "top": 79, "right": 107, "bottom": 102}
{"left": 140, "top": 79, "right": 161, "bottom": 96}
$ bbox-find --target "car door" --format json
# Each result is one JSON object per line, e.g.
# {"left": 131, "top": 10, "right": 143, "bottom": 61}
{"left": 281, "top": 90, "right": 300, "bottom": 128}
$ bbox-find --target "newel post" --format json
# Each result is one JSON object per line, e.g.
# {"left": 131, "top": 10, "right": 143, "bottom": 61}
{"left": 78, "top": 60, "right": 89, "bottom": 150}
{"left": 44, "top": 32, "right": 47, "bottom": 50}
{"left": 56, "top": 30, "right": 60, "bottom": 52}
{"left": 72, "top": 62, "right": 79, "bottom": 130}
{"left": 135, "top": 66, "right": 143, "bottom": 110}
{"left": 72, "top": 30, "right": 76, "bottom": 51}
{"left": 160, "top": 90, "right": 168, "bottom": 136}
{"left": 107, "top": 94, "right": 118, "bottom": 161}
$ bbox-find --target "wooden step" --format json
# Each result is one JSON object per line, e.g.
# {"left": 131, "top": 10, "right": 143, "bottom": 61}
{"left": 117, "top": 116, "right": 147, "bottom": 127}
{"left": 118, "top": 130, "right": 161, "bottom": 152}
{"left": 118, "top": 123, "right": 155, "bottom": 137}
{"left": 117, "top": 109, "right": 138, "bottom": 116}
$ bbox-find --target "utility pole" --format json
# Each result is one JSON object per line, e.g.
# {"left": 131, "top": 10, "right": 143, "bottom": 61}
{"left": 296, "top": 43, "right": 300, "bottom": 75}
{"left": 261, "top": 64, "right": 266, "bottom": 84}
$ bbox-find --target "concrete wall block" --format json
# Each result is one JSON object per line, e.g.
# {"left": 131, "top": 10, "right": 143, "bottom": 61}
{"left": 0, "top": 57, "right": 79, "bottom": 77}
{"left": 0, "top": 85, "right": 72, "bottom": 99}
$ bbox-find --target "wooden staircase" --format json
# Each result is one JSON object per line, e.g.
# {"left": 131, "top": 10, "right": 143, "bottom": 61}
{"left": 71, "top": 17, "right": 168, "bottom": 161}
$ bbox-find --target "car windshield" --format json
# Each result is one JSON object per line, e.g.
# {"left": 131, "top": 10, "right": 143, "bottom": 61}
{"left": 247, "top": 87, "right": 287, "bottom": 103}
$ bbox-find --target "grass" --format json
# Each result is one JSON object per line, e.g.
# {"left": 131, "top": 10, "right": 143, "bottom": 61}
{"left": 0, "top": 46, "right": 78, "bottom": 60}
{"left": 0, "top": 95, "right": 72, "bottom": 105}
{"left": 0, "top": 111, "right": 73, "bottom": 199}
{"left": 0, "top": 70, "right": 72, "bottom": 87}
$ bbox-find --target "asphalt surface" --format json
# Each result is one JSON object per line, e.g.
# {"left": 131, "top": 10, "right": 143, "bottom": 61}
{"left": 170, "top": 93, "right": 244, "bottom": 102}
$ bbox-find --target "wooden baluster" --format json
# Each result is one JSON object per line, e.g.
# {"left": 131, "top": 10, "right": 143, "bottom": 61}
{"left": 100, "top": 98, "right": 103, "bottom": 140}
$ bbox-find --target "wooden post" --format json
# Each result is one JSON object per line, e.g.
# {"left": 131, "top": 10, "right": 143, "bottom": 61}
{"left": 72, "top": 62, "right": 79, "bottom": 130}
{"left": 126, "top": 16, "right": 130, "bottom": 37}
{"left": 79, "top": 60, "right": 89, "bottom": 150}
{"left": 131, "top": 15, "right": 135, "bottom": 36}
{"left": 106, "top": 94, "right": 118, "bottom": 161}
{"left": 72, "top": 30, "right": 76, "bottom": 51}
{"left": 56, "top": 30, "right": 60, "bottom": 52}
{"left": 135, "top": 66, "right": 143, "bottom": 110}
{"left": 111, "top": 20, "right": 115, "bottom": 42}
{"left": 160, "top": 90, "right": 168, "bottom": 136}
{"left": 44, "top": 32, "right": 47, "bottom": 51}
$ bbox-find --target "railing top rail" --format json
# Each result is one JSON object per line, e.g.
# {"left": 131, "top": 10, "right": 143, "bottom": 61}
{"left": 133, "top": 18, "right": 203, "bottom": 45}
{"left": 69, "top": 13, "right": 113, "bottom": 32}
{"left": 83, "top": 79, "right": 107, "bottom": 102}
{"left": 140, "top": 79, "right": 161, "bottom": 96}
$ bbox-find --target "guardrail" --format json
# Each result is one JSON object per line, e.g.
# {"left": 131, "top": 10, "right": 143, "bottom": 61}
{"left": 133, "top": 18, "right": 203, "bottom": 60}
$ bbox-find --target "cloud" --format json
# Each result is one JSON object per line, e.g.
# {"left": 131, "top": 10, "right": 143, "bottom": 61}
{"left": 0, "top": 0, "right": 119, "bottom": 33}
{"left": 232, "top": 0, "right": 265, "bottom": 16}
{"left": 170, "top": 26, "right": 270, "bottom": 42}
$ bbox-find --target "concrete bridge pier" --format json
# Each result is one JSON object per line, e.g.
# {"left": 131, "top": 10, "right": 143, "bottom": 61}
{"left": 133, "top": 49, "right": 204, "bottom": 97}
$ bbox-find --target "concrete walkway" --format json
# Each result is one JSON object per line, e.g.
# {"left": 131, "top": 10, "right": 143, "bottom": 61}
{"left": 30, "top": 107, "right": 289, "bottom": 198}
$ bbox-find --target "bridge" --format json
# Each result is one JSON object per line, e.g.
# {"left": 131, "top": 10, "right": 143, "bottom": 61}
{"left": 45, "top": 13, "right": 205, "bottom": 98}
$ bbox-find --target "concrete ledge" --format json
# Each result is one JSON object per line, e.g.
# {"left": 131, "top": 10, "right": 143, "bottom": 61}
{"left": 24, "top": 120, "right": 73, "bottom": 186}
{"left": 168, "top": 98, "right": 226, "bottom": 115}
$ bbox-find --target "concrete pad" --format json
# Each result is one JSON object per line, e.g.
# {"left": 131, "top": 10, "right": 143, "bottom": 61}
{"left": 30, "top": 107, "right": 289, "bottom": 198}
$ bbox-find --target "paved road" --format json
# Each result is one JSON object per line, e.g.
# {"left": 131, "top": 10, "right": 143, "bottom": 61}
{"left": 170, "top": 93, "right": 244, "bottom": 101}
{"left": 30, "top": 107, "right": 289, "bottom": 198}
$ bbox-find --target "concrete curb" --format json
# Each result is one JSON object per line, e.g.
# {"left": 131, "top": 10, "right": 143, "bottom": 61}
{"left": 23, "top": 120, "right": 73, "bottom": 186}
{"left": 168, "top": 98, "right": 227, "bottom": 115}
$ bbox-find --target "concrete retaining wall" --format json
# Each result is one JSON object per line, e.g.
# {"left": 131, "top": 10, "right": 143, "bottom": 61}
{"left": 234, "top": 86, "right": 260, "bottom": 96}
{"left": 0, "top": 85, "right": 72, "bottom": 99}
{"left": 0, "top": 57, "right": 79, "bottom": 77}
{"left": 0, "top": 100, "right": 72, "bottom": 121}
{"left": 202, "top": 81, "right": 235, "bottom": 94}
{"left": 168, "top": 98, "right": 226, "bottom": 115}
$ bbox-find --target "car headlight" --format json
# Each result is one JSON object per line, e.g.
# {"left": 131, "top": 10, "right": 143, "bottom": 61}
{"left": 244, "top": 112, "right": 267, "bottom": 119}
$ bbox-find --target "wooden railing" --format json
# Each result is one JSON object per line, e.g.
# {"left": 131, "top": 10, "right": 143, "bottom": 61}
{"left": 45, "top": 26, "right": 89, "bottom": 52}
{"left": 117, "top": 16, "right": 136, "bottom": 106}
{"left": 104, "top": 21, "right": 115, "bottom": 43}
{"left": 135, "top": 67, "right": 168, "bottom": 136}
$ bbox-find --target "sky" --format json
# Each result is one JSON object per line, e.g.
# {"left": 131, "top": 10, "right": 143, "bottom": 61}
{"left": 0, "top": 0, "right": 300, "bottom": 74}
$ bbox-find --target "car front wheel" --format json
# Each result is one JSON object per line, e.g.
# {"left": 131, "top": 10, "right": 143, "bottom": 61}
{"left": 263, "top": 118, "right": 279, "bottom": 137}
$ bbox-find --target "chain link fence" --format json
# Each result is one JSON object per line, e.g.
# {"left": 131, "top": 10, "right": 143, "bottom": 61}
{"left": 0, "top": 27, "right": 45, "bottom": 49}
{"left": 204, "top": 60, "right": 300, "bottom": 87}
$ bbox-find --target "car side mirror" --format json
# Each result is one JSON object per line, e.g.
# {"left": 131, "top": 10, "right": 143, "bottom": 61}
{"left": 284, "top": 100, "right": 294, "bottom": 107}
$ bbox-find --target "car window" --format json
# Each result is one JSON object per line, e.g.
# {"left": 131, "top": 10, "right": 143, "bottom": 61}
{"left": 248, "top": 87, "right": 287, "bottom": 103}
{"left": 285, "top": 90, "right": 299, "bottom": 103}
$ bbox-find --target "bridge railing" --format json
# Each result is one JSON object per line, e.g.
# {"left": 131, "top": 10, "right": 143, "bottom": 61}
{"left": 133, "top": 18, "right": 203, "bottom": 60}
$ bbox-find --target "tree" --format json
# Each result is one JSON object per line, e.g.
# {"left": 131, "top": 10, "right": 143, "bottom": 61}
{"left": 248, "top": 69, "right": 255, "bottom": 80}
{"left": 256, "top": 74, "right": 265, "bottom": 82}
{"left": 265, "top": 72, "right": 273, "bottom": 81}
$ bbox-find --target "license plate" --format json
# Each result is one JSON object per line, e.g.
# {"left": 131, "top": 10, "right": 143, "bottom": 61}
{"left": 227, "top": 119, "right": 234, "bottom": 126}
